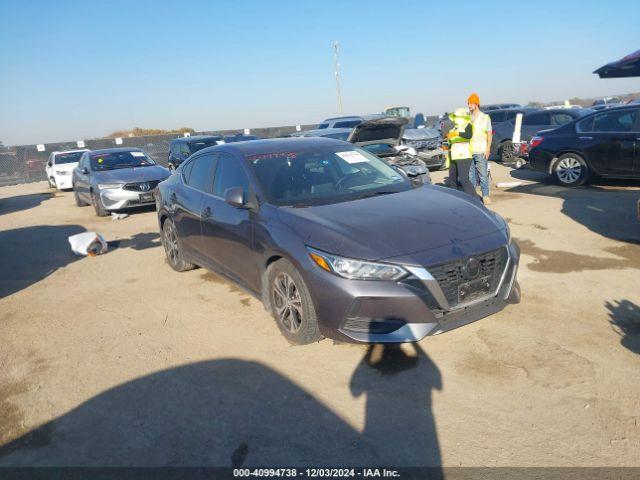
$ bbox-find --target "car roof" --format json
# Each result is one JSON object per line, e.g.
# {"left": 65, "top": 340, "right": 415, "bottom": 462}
{"left": 52, "top": 149, "right": 89, "bottom": 155}
{"left": 171, "top": 135, "right": 223, "bottom": 143}
{"left": 87, "top": 147, "right": 144, "bottom": 155}
{"left": 321, "top": 115, "right": 363, "bottom": 122}
{"left": 491, "top": 107, "right": 538, "bottom": 113}
{"left": 542, "top": 108, "right": 592, "bottom": 114}
{"left": 198, "top": 137, "right": 347, "bottom": 158}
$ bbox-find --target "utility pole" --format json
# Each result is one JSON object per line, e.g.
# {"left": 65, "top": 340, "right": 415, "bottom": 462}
{"left": 333, "top": 41, "right": 343, "bottom": 115}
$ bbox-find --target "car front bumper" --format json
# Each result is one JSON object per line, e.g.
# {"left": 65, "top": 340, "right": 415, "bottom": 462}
{"left": 306, "top": 241, "right": 520, "bottom": 343}
{"left": 98, "top": 188, "right": 156, "bottom": 210}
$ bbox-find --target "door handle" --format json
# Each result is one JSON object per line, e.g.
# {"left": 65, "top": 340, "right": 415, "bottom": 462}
{"left": 202, "top": 206, "right": 212, "bottom": 219}
{"left": 579, "top": 136, "right": 593, "bottom": 140}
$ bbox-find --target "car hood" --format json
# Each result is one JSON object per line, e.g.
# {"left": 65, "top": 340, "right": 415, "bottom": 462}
{"left": 276, "top": 186, "right": 507, "bottom": 262}
{"left": 348, "top": 117, "right": 408, "bottom": 146}
{"left": 402, "top": 127, "right": 440, "bottom": 141}
{"left": 92, "top": 165, "right": 170, "bottom": 183}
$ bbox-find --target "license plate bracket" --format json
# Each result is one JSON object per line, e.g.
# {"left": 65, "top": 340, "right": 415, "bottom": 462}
{"left": 458, "top": 275, "right": 492, "bottom": 303}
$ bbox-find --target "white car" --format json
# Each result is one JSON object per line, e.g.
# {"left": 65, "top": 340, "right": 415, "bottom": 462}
{"left": 45, "top": 149, "right": 88, "bottom": 189}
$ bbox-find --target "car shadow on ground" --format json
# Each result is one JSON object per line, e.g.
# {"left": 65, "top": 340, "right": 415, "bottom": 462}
{"left": 0, "top": 192, "right": 54, "bottom": 217}
{"left": 506, "top": 169, "right": 640, "bottom": 244}
{"left": 0, "top": 224, "right": 86, "bottom": 300}
{"left": 108, "top": 232, "right": 160, "bottom": 251}
{"left": 606, "top": 299, "right": 640, "bottom": 355}
{"left": 0, "top": 344, "right": 443, "bottom": 471}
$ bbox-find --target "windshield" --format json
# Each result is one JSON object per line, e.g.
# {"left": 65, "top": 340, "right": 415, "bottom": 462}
{"left": 90, "top": 151, "right": 155, "bottom": 171}
{"left": 247, "top": 145, "right": 411, "bottom": 207}
{"left": 188, "top": 139, "right": 222, "bottom": 153}
{"left": 54, "top": 151, "right": 85, "bottom": 164}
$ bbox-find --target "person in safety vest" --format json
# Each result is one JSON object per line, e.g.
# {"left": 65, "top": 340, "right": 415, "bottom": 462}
{"left": 445, "top": 108, "right": 479, "bottom": 199}
{"left": 467, "top": 93, "right": 493, "bottom": 205}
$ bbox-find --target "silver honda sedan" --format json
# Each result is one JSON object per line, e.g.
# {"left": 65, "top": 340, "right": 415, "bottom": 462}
{"left": 72, "top": 147, "right": 170, "bottom": 216}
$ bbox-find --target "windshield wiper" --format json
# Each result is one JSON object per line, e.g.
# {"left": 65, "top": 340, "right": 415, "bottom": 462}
{"left": 357, "top": 190, "right": 397, "bottom": 199}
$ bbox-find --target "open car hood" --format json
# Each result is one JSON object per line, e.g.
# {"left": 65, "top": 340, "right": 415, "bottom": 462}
{"left": 402, "top": 127, "right": 440, "bottom": 141}
{"left": 348, "top": 117, "right": 408, "bottom": 146}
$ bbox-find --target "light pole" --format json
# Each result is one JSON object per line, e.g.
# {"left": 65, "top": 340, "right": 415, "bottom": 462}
{"left": 333, "top": 41, "right": 343, "bottom": 116}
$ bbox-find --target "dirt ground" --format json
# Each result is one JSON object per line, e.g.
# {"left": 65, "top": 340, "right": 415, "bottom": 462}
{"left": 0, "top": 163, "right": 639, "bottom": 468}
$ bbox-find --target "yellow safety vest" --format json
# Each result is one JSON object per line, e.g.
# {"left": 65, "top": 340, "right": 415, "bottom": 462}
{"left": 448, "top": 123, "right": 472, "bottom": 165}
{"left": 471, "top": 112, "right": 490, "bottom": 154}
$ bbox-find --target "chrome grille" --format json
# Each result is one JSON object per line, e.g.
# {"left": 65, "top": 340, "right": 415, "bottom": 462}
{"left": 404, "top": 138, "right": 440, "bottom": 149}
{"left": 428, "top": 247, "right": 508, "bottom": 307}
{"left": 123, "top": 180, "right": 160, "bottom": 192}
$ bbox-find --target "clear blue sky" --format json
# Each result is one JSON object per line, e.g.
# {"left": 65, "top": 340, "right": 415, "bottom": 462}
{"left": 1, "top": 0, "right": 638, "bottom": 145}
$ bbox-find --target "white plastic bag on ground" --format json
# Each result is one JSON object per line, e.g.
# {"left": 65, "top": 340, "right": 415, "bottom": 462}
{"left": 68, "top": 232, "right": 108, "bottom": 256}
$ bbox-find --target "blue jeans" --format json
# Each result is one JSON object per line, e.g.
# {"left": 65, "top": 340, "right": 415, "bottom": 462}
{"left": 470, "top": 153, "right": 490, "bottom": 197}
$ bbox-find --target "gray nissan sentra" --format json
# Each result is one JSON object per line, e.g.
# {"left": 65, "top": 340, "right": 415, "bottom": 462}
{"left": 72, "top": 147, "right": 170, "bottom": 216}
{"left": 156, "top": 137, "right": 520, "bottom": 344}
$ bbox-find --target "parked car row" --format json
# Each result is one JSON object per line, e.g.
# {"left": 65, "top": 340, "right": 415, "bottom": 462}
{"left": 44, "top": 123, "right": 522, "bottom": 346}
{"left": 296, "top": 114, "right": 445, "bottom": 171}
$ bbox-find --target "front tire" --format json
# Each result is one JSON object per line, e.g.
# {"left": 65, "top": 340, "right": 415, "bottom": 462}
{"left": 264, "top": 259, "right": 322, "bottom": 345}
{"left": 162, "top": 218, "right": 195, "bottom": 272}
{"left": 553, "top": 153, "right": 589, "bottom": 187}
{"left": 91, "top": 191, "right": 109, "bottom": 217}
{"left": 48, "top": 177, "right": 56, "bottom": 188}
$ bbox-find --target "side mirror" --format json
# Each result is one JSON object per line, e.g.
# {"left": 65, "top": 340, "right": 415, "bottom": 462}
{"left": 81, "top": 167, "right": 89, "bottom": 175}
{"left": 224, "top": 187, "right": 247, "bottom": 209}
{"left": 47, "top": 162, "right": 52, "bottom": 167}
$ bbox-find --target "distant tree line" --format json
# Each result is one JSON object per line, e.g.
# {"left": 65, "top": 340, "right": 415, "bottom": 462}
{"left": 106, "top": 127, "right": 195, "bottom": 138}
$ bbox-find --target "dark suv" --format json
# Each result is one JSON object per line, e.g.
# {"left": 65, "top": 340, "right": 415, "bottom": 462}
{"left": 168, "top": 136, "right": 224, "bottom": 171}
{"left": 156, "top": 137, "right": 520, "bottom": 345}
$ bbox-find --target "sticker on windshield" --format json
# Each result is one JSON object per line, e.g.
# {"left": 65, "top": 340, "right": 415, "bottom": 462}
{"left": 130, "top": 151, "right": 145, "bottom": 157}
{"left": 336, "top": 151, "right": 369, "bottom": 164}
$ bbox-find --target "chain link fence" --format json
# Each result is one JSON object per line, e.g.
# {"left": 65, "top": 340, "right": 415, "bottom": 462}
{"left": 0, "top": 124, "right": 317, "bottom": 187}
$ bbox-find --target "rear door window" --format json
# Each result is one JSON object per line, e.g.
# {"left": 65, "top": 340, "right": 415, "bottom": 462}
{"left": 591, "top": 109, "right": 638, "bottom": 132}
{"left": 489, "top": 111, "right": 506, "bottom": 123}
{"left": 550, "top": 113, "right": 574, "bottom": 126}
{"left": 184, "top": 154, "right": 217, "bottom": 192}
{"left": 523, "top": 113, "right": 550, "bottom": 126}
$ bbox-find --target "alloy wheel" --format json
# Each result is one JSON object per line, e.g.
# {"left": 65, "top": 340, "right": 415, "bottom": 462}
{"left": 556, "top": 157, "right": 582, "bottom": 184}
{"left": 163, "top": 222, "right": 180, "bottom": 266}
{"left": 272, "top": 272, "right": 303, "bottom": 334}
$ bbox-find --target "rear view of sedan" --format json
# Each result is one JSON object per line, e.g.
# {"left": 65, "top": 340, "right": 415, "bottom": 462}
{"left": 529, "top": 105, "right": 640, "bottom": 186}
{"left": 156, "top": 137, "right": 520, "bottom": 345}
{"left": 72, "top": 147, "right": 169, "bottom": 216}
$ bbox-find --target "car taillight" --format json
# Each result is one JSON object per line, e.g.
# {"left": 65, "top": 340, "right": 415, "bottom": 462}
{"left": 530, "top": 136, "right": 544, "bottom": 148}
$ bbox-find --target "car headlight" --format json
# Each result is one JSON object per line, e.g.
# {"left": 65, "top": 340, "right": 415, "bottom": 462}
{"left": 55, "top": 170, "right": 70, "bottom": 175}
{"left": 307, "top": 247, "right": 408, "bottom": 281}
{"left": 98, "top": 183, "right": 124, "bottom": 189}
